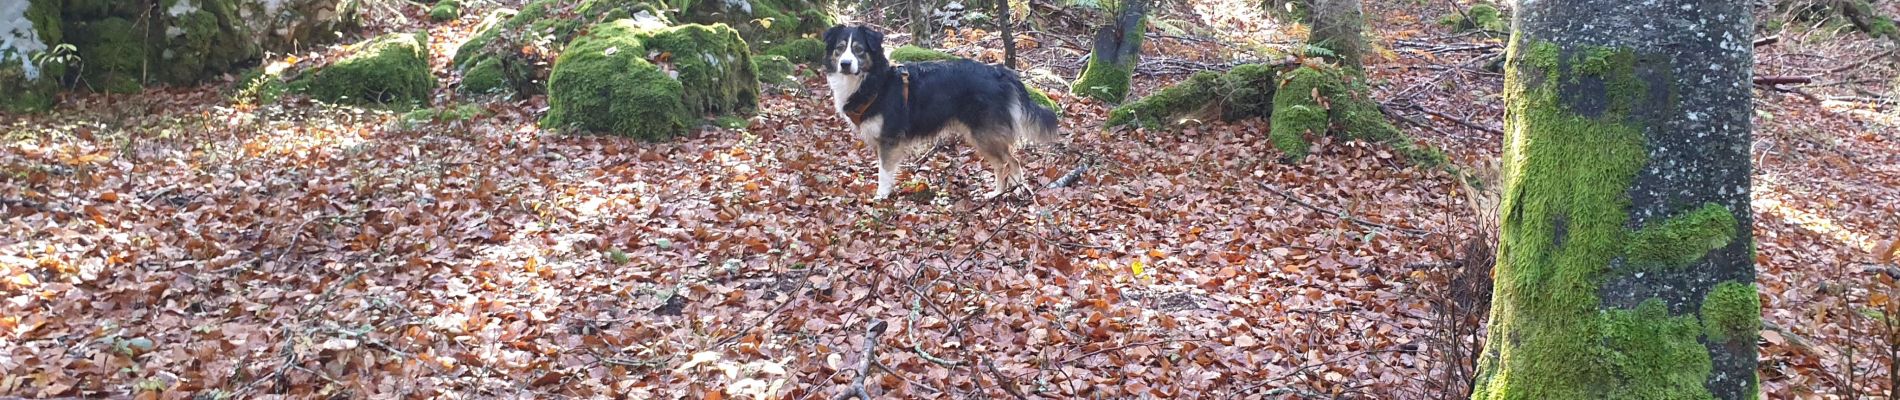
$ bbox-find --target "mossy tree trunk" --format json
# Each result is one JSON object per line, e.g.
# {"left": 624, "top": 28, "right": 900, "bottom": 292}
{"left": 1070, "top": 0, "right": 1148, "bottom": 103}
{"left": 1472, "top": 0, "right": 1759, "bottom": 399}
{"left": 1307, "top": 0, "right": 1366, "bottom": 70}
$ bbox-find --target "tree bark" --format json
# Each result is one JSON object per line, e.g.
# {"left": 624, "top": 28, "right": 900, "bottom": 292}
{"left": 1070, "top": 0, "right": 1148, "bottom": 102}
{"left": 999, "top": 0, "right": 1017, "bottom": 69}
{"left": 1307, "top": 0, "right": 1367, "bottom": 70}
{"left": 1473, "top": 0, "right": 1759, "bottom": 399}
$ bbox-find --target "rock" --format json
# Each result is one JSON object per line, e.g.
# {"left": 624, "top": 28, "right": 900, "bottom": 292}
{"left": 429, "top": 0, "right": 461, "bottom": 21}
{"left": 753, "top": 54, "right": 795, "bottom": 85}
{"left": 236, "top": 0, "right": 360, "bottom": 52}
{"left": 452, "top": 0, "right": 667, "bottom": 95}
{"left": 1108, "top": 63, "right": 1276, "bottom": 129}
{"left": 680, "top": 0, "right": 832, "bottom": 49}
{"left": 294, "top": 32, "right": 434, "bottom": 106}
{"left": 761, "top": 37, "right": 822, "bottom": 64}
{"left": 155, "top": 0, "right": 263, "bottom": 84}
{"left": 56, "top": 0, "right": 260, "bottom": 93}
{"left": 0, "top": 0, "right": 63, "bottom": 113}
{"left": 544, "top": 19, "right": 758, "bottom": 139}
{"left": 889, "top": 45, "right": 959, "bottom": 63}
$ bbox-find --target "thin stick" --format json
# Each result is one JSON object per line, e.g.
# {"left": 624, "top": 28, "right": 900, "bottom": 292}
{"left": 832, "top": 319, "right": 889, "bottom": 400}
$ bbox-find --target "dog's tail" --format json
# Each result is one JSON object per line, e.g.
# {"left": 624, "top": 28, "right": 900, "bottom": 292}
{"left": 1010, "top": 84, "right": 1062, "bottom": 145}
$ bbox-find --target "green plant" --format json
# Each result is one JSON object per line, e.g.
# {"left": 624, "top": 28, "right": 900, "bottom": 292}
{"left": 32, "top": 43, "right": 81, "bottom": 88}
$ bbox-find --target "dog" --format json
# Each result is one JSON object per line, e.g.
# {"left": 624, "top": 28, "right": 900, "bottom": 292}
{"left": 820, "top": 25, "right": 1061, "bottom": 199}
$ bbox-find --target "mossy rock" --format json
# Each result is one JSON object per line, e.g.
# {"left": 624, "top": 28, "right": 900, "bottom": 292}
{"left": 232, "top": 67, "right": 292, "bottom": 105}
{"left": 237, "top": 0, "right": 362, "bottom": 52}
{"left": 68, "top": 17, "right": 146, "bottom": 93}
{"left": 1, "top": 0, "right": 64, "bottom": 113}
{"left": 681, "top": 0, "right": 833, "bottom": 49}
{"left": 544, "top": 19, "right": 759, "bottom": 139}
{"left": 754, "top": 54, "right": 796, "bottom": 85}
{"left": 762, "top": 37, "right": 823, "bottom": 64}
{"left": 155, "top": 0, "right": 263, "bottom": 85}
{"left": 294, "top": 31, "right": 435, "bottom": 106}
{"left": 1269, "top": 65, "right": 1437, "bottom": 166}
{"left": 429, "top": 0, "right": 461, "bottom": 21}
{"left": 889, "top": 45, "right": 960, "bottom": 63}
{"left": 451, "top": 0, "right": 668, "bottom": 95}
{"left": 1026, "top": 86, "right": 1061, "bottom": 117}
{"left": 1439, "top": 3, "right": 1507, "bottom": 32}
{"left": 1109, "top": 63, "right": 1277, "bottom": 129}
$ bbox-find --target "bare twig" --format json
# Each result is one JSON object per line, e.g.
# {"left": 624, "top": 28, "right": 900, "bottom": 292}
{"left": 1047, "top": 164, "right": 1089, "bottom": 189}
{"left": 833, "top": 319, "right": 890, "bottom": 400}
{"left": 1754, "top": 35, "right": 1780, "bottom": 47}
{"left": 985, "top": 357, "right": 1031, "bottom": 400}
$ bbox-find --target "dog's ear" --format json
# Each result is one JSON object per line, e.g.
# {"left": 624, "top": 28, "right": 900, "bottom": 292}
{"left": 863, "top": 27, "right": 885, "bottom": 47}
{"left": 822, "top": 25, "right": 844, "bottom": 46}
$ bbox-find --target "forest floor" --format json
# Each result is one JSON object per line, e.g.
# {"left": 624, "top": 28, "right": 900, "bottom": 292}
{"left": 3, "top": 0, "right": 1898, "bottom": 398}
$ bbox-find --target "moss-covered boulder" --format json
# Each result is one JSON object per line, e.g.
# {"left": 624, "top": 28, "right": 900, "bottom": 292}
{"left": 754, "top": 54, "right": 796, "bottom": 85}
{"left": 1268, "top": 65, "right": 1440, "bottom": 166}
{"left": 1, "top": 0, "right": 64, "bottom": 113}
{"left": 452, "top": 0, "right": 667, "bottom": 95}
{"left": 1439, "top": 3, "right": 1507, "bottom": 32}
{"left": 48, "top": 0, "right": 262, "bottom": 94}
{"left": 680, "top": 0, "right": 832, "bottom": 49}
{"left": 1108, "top": 63, "right": 1277, "bottom": 129}
{"left": 1027, "top": 86, "right": 1061, "bottom": 117}
{"left": 544, "top": 19, "right": 758, "bottom": 139}
{"left": 156, "top": 0, "right": 263, "bottom": 84}
{"left": 889, "top": 45, "right": 960, "bottom": 63}
{"left": 294, "top": 32, "right": 434, "bottom": 106}
{"left": 762, "top": 37, "right": 823, "bottom": 64}
{"left": 429, "top": 0, "right": 461, "bottom": 21}
{"left": 236, "top": 0, "right": 361, "bottom": 52}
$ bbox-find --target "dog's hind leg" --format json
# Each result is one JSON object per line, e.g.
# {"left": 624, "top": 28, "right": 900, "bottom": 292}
{"left": 874, "top": 140, "right": 905, "bottom": 200}
{"left": 970, "top": 130, "right": 1024, "bottom": 198}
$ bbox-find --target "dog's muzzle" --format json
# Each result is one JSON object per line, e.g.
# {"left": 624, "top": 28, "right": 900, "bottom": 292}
{"left": 836, "top": 60, "right": 860, "bottom": 75}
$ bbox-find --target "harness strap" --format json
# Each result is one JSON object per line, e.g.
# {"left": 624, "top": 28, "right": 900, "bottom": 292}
{"left": 846, "top": 67, "right": 912, "bottom": 125}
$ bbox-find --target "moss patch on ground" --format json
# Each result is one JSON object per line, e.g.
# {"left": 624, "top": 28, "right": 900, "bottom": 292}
{"left": 889, "top": 45, "right": 960, "bottom": 63}
{"left": 544, "top": 19, "right": 758, "bottom": 139}
{"left": 295, "top": 32, "right": 435, "bottom": 106}
{"left": 1268, "top": 65, "right": 1423, "bottom": 164}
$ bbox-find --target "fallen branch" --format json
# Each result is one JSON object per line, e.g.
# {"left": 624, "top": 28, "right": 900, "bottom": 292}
{"left": 1755, "top": 76, "right": 1814, "bottom": 86}
{"left": 1047, "top": 164, "right": 1089, "bottom": 189}
{"left": 1257, "top": 182, "right": 1433, "bottom": 236}
{"left": 1387, "top": 101, "right": 1504, "bottom": 136}
{"left": 832, "top": 319, "right": 889, "bottom": 400}
{"left": 1754, "top": 35, "right": 1780, "bottom": 47}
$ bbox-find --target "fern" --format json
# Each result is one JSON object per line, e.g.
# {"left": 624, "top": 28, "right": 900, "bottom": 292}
{"left": 1300, "top": 44, "right": 1337, "bottom": 58}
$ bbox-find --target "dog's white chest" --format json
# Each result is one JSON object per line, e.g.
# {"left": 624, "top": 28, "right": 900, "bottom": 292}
{"left": 825, "top": 73, "right": 863, "bottom": 123}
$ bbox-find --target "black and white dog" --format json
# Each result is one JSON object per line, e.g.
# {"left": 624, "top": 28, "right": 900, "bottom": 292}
{"left": 821, "top": 25, "right": 1061, "bottom": 199}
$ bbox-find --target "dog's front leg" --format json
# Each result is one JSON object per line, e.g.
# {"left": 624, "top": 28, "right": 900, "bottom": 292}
{"left": 873, "top": 141, "right": 902, "bottom": 200}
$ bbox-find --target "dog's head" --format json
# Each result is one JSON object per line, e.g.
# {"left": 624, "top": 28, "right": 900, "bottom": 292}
{"left": 821, "top": 25, "right": 887, "bottom": 76}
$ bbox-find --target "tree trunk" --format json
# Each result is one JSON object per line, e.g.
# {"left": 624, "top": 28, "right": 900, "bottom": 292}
{"left": 1472, "top": 0, "right": 1759, "bottom": 399}
{"left": 999, "top": 0, "right": 1016, "bottom": 69}
{"left": 1070, "top": 0, "right": 1148, "bottom": 102}
{"left": 1307, "top": 0, "right": 1366, "bottom": 70}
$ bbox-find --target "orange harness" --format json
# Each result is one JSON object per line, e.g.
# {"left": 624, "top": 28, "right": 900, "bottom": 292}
{"left": 846, "top": 68, "right": 910, "bottom": 125}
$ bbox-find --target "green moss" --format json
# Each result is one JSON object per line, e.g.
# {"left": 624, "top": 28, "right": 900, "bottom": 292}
{"left": 1440, "top": 3, "right": 1508, "bottom": 32}
{"left": 1700, "top": 281, "right": 1761, "bottom": 344}
{"left": 546, "top": 19, "right": 762, "bottom": 139}
{"left": 889, "top": 45, "right": 960, "bottom": 63}
{"left": 460, "top": 57, "right": 509, "bottom": 94}
{"left": 295, "top": 32, "right": 435, "bottom": 106}
{"left": 1110, "top": 64, "right": 1278, "bottom": 130}
{"left": 1625, "top": 203, "right": 1738, "bottom": 269}
{"left": 1026, "top": 86, "right": 1062, "bottom": 118}
{"left": 1598, "top": 299, "right": 1715, "bottom": 400}
{"left": 754, "top": 54, "right": 796, "bottom": 85}
{"left": 157, "top": 0, "right": 261, "bottom": 84}
{"left": 71, "top": 17, "right": 146, "bottom": 93}
{"left": 1471, "top": 41, "right": 1721, "bottom": 400}
{"left": 233, "top": 68, "right": 290, "bottom": 105}
{"left": 1073, "top": 59, "right": 1133, "bottom": 103}
{"left": 429, "top": 0, "right": 461, "bottom": 21}
{"left": 682, "top": 0, "right": 833, "bottom": 48}
{"left": 1269, "top": 67, "right": 1328, "bottom": 161}
{"left": 451, "top": 0, "right": 667, "bottom": 97}
{"left": 762, "top": 38, "right": 824, "bottom": 64}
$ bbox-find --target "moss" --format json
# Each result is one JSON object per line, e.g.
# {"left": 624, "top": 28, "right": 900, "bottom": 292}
{"left": 543, "top": 19, "right": 699, "bottom": 140}
{"left": 295, "top": 32, "right": 435, "bottom": 106}
{"left": 1470, "top": 41, "right": 1722, "bottom": 400}
{"left": 682, "top": 0, "right": 833, "bottom": 48}
{"left": 754, "top": 54, "right": 795, "bottom": 85}
{"left": 460, "top": 57, "right": 509, "bottom": 94}
{"left": 636, "top": 23, "right": 758, "bottom": 115}
{"left": 156, "top": 0, "right": 261, "bottom": 84}
{"left": 762, "top": 38, "right": 823, "bottom": 64}
{"left": 889, "top": 45, "right": 960, "bottom": 63}
{"left": 1072, "top": 59, "right": 1133, "bottom": 103}
{"left": 1598, "top": 299, "right": 1715, "bottom": 400}
{"left": 1700, "top": 281, "right": 1761, "bottom": 344}
{"left": 1440, "top": 3, "right": 1508, "bottom": 32}
{"left": 1269, "top": 67, "right": 1329, "bottom": 161}
{"left": 233, "top": 67, "right": 290, "bottom": 105}
{"left": 1625, "top": 203, "right": 1738, "bottom": 270}
{"left": 1026, "top": 86, "right": 1062, "bottom": 118}
{"left": 1109, "top": 64, "right": 1279, "bottom": 130}
{"left": 429, "top": 0, "right": 461, "bottom": 21}
{"left": 71, "top": 17, "right": 146, "bottom": 93}
{"left": 451, "top": 0, "right": 667, "bottom": 96}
